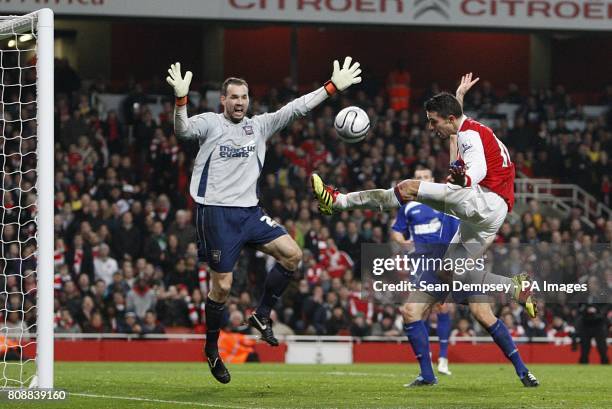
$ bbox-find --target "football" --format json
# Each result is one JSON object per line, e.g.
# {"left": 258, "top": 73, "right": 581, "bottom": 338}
{"left": 334, "top": 106, "right": 370, "bottom": 143}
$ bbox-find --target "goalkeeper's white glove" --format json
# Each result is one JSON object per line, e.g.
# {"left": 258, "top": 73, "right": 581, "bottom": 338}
{"left": 166, "top": 62, "right": 193, "bottom": 101}
{"left": 324, "top": 56, "right": 362, "bottom": 95}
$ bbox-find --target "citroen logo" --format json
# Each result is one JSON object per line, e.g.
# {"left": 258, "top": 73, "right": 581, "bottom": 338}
{"left": 414, "top": 0, "right": 450, "bottom": 20}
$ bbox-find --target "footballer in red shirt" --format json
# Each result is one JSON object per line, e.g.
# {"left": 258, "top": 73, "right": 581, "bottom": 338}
{"left": 311, "top": 73, "right": 539, "bottom": 388}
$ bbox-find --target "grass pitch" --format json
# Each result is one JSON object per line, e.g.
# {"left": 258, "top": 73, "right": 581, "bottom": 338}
{"left": 8, "top": 362, "right": 611, "bottom": 408}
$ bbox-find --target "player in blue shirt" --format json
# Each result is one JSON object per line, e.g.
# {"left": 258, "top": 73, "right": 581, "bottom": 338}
{"left": 390, "top": 167, "right": 458, "bottom": 377}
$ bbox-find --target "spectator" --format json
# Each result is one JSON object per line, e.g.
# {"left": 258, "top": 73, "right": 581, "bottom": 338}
{"left": 451, "top": 318, "right": 476, "bottom": 340}
{"left": 547, "top": 316, "right": 575, "bottom": 343}
{"left": 143, "top": 221, "right": 167, "bottom": 266}
{"left": 350, "top": 313, "right": 371, "bottom": 338}
{"left": 326, "top": 306, "right": 350, "bottom": 335}
{"left": 270, "top": 310, "right": 294, "bottom": 338}
{"left": 117, "top": 311, "right": 142, "bottom": 334}
{"left": 166, "top": 210, "right": 196, "bottom": 254}
{"left": 155, "top": 285, "right": 190, "bottom": 327}
{"left": 502, "top": 313, "right": 525, "bottom": 338}
{"left": 76, "top": 295, "right": 97, "bottom": 329}
{"left": 93, "top": 243, "right": 119, "bottom": 286}
{"left": 164, "top": 258, "right": 197, "bottom": 292}
{"left": 66, "top": 234, "right": 94, "bottom": 280}
{"left": 4, "top": 311, "right": 30, "bottom": 338}
{"left": 112, "top": 212, "right": 142, "bottom": 261}
{"left": 302, "top": 285, "right": 327, "bottom": 335}
{"left": 83, "top": 311, "right": 109, "bottom": 333}
{"left": 371, "top": 314, "right": 401, "bottom": 337}
{"left": 227, "top": 310, "right": 251, "bottom": 335}
{"left": 55, "top": 308, "right": 81, "bottom": 334}
{"left": 141, "top": 310, "right": 165, "bottom": 334}
{"left": 126, "top": 277, "right": 156, "bottom": 320}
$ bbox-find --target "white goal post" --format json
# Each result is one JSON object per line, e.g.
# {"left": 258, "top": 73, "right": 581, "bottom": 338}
{"left": 0, "top": 8, "right": 54, "bottom": 389}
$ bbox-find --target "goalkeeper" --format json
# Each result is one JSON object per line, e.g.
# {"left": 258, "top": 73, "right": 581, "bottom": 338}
{"left": 167, "top": 57, "right": 362, "bottom": 384}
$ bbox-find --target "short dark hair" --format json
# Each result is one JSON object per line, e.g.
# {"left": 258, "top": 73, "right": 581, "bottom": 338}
{"left": 424, "top": 92, "right": 463, "bottom": 118}
{"left": 221, "top": 77, "right": 249, "bottom": 96}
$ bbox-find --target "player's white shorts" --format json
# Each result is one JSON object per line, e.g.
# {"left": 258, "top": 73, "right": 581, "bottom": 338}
{"left": 417, "top": 182, "right": 507, "bottom": 252}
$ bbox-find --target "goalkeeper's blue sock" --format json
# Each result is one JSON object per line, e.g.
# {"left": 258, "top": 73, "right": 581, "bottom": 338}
{"left": 437, "top": 312, "right": 451, "bottom": 359}
{"left": 404, "top": 320, "right": 435, "bottom": 382}
{"left": 255, "top": 263, "right": 292, "bottom": 319}
{"left": 487, "top": 319, "right": 528, "bottom": 377}
{"left": 204, "top": 298, "right": 226, "bottom": 356}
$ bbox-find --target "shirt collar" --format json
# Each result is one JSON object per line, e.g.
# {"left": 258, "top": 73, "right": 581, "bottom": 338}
{"left": 457, "top": 115, "right": 468, "bottom": 132}
{"left": 222, "top": 113, "right": 246, "bottom": 125}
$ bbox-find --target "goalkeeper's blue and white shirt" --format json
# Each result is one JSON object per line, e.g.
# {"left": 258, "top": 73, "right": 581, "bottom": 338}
{"left": 175, "top": 94, "right": 313, "bottom": 207}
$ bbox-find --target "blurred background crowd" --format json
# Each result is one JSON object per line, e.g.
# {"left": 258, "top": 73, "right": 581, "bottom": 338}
{"left": 1, "top": 59, "right": 610, "bottom": 361}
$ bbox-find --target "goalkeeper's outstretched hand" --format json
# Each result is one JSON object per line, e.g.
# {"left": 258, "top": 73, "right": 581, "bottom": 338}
{"left": 166, "top": 62, "right": 193, "bottom": 98}
{"left": 330, "top": 56, "right": 362, "bottom": 92}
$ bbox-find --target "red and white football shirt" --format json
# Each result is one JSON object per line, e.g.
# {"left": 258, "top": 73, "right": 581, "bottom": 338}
{"left": 456, "top": 116, "right": 516, "bottom": 211}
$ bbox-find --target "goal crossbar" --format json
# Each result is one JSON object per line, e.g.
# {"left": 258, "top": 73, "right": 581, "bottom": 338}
{"left": 0, "top": 13, "right": 38, "bottom": 39}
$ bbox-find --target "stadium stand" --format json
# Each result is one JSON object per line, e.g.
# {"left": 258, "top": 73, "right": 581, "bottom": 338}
{"left": 3, "top": 58, "right": 610, "bottom": 347}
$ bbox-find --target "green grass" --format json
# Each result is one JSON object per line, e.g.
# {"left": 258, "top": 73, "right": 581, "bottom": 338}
{"left": 7, "top": 362, "right": 611, "bottom": 409}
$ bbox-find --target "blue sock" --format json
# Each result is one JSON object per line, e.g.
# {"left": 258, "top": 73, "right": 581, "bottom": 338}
{"left": 256, "top": 263, "right": 292, "bottom": 318}
{"left": 437, "top": 313, "right": 451, "bottom": 359}
{"left": 487, "top": 319, "right": 528, "bottom": 378}
{"left": 404, "top": 320, "right": 435, "bottom": 382}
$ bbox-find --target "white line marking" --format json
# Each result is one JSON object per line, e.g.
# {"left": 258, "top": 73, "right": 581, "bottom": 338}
{"left": 230, "top": 370, "right": 399, "bottom": 378}
{"left": 72, "top": 392, "right": 259, "bottom": 409}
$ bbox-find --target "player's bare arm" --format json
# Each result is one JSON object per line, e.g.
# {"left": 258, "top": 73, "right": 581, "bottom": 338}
{"left": 455, "top": 72, "right": 479, "bottom": 109}
{"left": 450, "top": 73, "right": 478, "bottom": 163}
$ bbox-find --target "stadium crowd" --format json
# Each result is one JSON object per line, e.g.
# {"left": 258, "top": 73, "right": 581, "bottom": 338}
{"left": 2, "top": 59, "right": 610, "bottom": 355}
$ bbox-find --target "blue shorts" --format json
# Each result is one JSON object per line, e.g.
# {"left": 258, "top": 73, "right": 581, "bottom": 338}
{"left": 195, "top": 205, "right": 287, "bottom": 272}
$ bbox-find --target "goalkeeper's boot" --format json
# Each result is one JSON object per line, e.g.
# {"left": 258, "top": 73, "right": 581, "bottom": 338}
{"left": 311, "top": 173, "right": 338, "bottom": 215}
{"left": 403, "top": 375, "right": 438, "bottom": 388}
{"left": 248, "top": 313, "right": 279, "bottom": 347}
{"left": 511, "top": 273, "right": 538, "bottom": 318}
{"left": 520, "top": 372, "right": 539, "bottom": 387}
{"left": 206, "top": 353, "right": 231, "bottom": 384}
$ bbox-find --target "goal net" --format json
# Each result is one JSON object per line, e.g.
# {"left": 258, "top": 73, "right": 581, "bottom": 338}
{"left": 0, "top": 9, "right": 54, "bottom": 389}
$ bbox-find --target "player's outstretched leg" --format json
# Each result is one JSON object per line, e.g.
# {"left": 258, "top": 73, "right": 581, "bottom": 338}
{"left": 311, "top": 173, "right": 401, "bottom": 215}
{"left": 470, "top": 303, "right": 539, "bottom": 387}
{"left": 436, "top": 311, "right": 452, "bottom": 375}
{"left": 204, "top": 272, "right": 232, "bottom": 384}
{"left": 249, "top": 263, "right": 294, "bottom": 347}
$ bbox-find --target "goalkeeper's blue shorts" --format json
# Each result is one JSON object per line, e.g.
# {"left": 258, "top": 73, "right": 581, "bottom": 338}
{"left": 195, "top": 204, "right": 287, "bottom": 273}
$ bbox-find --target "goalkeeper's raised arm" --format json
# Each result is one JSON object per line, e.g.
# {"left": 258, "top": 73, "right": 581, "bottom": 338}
{"left": 256, "top": 56, "right": 362, "bottom": 139}
{"left": 167, "top": 57, "right": 362, "bottom": 140}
